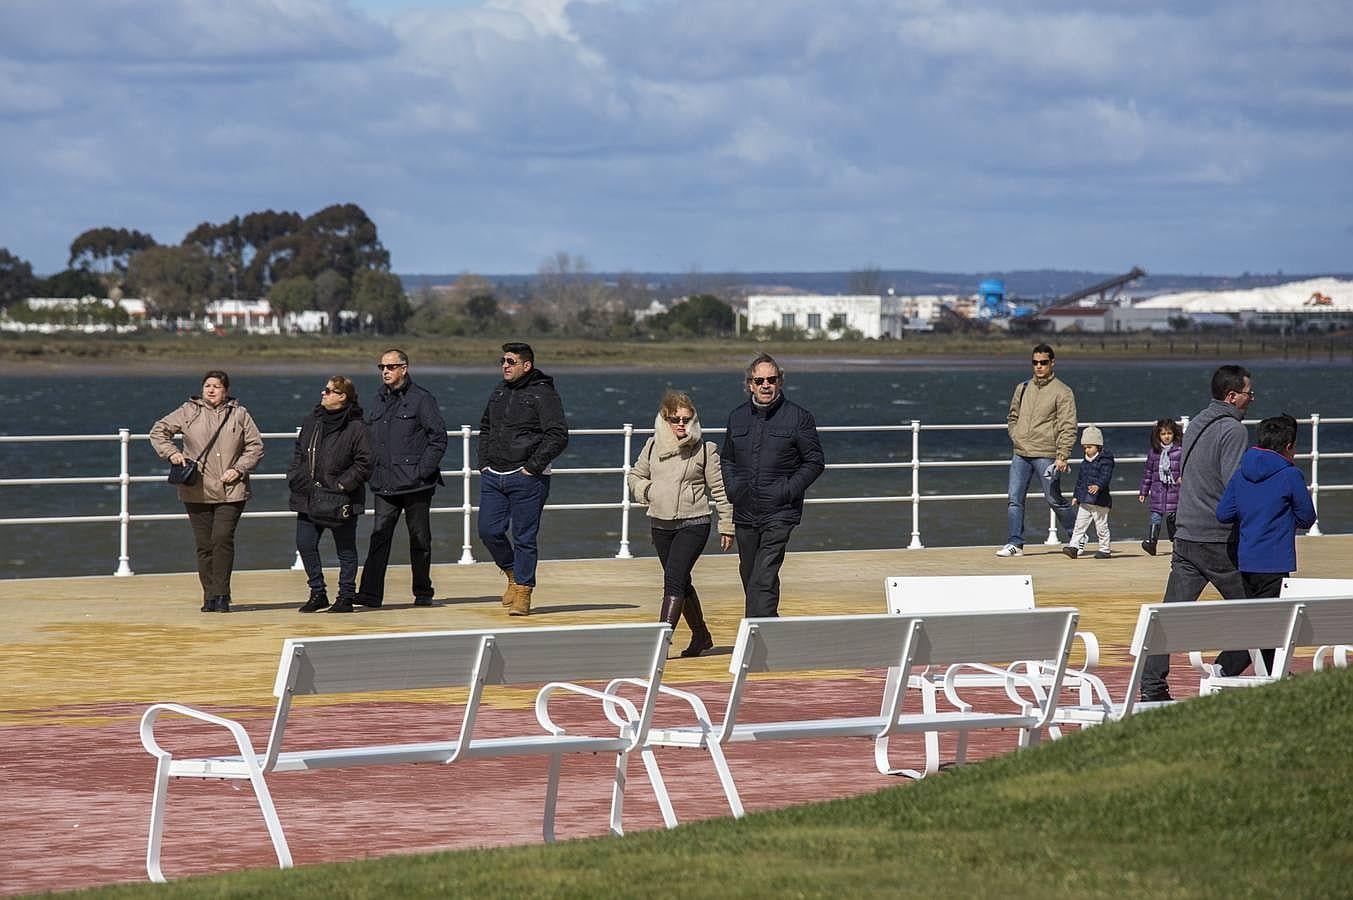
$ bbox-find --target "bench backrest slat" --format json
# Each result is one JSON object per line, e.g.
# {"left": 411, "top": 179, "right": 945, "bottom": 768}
{"left": 1128, "top": 600, "right": 1311, "bottom": 657}
{"left": 730, "top": 615, "right": 917, "bottom": 674}
{"left": 1280, "top": 578, "right": 1353, "bottom": 599}
{"left": 907, "top": 608, "right": 1079, "bottom": 668}
{"left": 884, "top": 575, "right": 1035, "bottom": 614}
{"left": 1289, "top": 597, "right": 1353, "bottom": 648}
{"left": 275, "top": 623, "right": 670, "bottom": 696}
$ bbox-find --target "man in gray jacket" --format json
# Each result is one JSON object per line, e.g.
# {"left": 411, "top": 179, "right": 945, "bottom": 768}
{"left": 1139, "top": 364, "right": 1254, "bottom": 702}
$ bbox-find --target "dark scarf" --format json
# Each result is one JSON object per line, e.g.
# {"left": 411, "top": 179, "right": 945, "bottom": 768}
{"left": 317, "top": 403, "right": 350, "bottom": 437}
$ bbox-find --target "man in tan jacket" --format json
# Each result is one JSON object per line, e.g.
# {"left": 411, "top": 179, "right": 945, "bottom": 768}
{"left": 998, "top": 343, "right": 1078, "bottom": 556}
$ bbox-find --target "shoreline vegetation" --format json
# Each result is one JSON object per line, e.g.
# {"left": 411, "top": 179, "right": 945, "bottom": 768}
{"left": 4, "top": 331, "right": 1353, "bottom": 374}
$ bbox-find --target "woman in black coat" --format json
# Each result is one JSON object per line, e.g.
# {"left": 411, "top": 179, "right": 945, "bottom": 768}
{"left": 287, "top": 375, "right": 374, "bottom": 613}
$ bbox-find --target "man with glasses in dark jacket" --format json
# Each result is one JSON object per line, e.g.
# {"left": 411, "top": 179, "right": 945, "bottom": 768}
{"left": 478, "top": 342, "right": 570, "bottom": 617}
{"left": 354, "top": 348, "right": 448, "bottom": 610}
{"left": 721, "top": 353, "right": 825, "bottom": 618}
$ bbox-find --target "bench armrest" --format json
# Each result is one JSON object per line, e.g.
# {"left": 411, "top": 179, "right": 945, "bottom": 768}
{"left": 941, "top": 662, "right": 1046, "bottom": 714}
{"left": 139, "top": 702, "right": 259, "bottom": 766}
{"left": 605, "top": 677, "right": 720, "bottom": 736}
{"left": 535, "top": 682, "right": 641, "bottom": 741}
{"left": 1073, "top": 629, "right": 1100, "bottom": 670}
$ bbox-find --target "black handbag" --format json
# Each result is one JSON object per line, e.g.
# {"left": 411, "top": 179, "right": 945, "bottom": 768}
{"left": 304, "top": 423, "right": 356, "bottom": 527}
{"left": 167, "top": 407, "right": 233, "bottom": 486}
{"left": 167, "top": 458, "right": 199, "bottom": 485}
{"left": 308, "top": 484, "right": 354, "bottom": 527}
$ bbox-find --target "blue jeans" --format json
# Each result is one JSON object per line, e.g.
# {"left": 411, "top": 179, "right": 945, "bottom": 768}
{"left": 295, "top": 513, "right": 358, "bottom": 597}
{"left": 1006, "top": 454, "right": 1076, "bottom": 547}
{"left": 478, "top": 470, "right": 551, "bottom": 587}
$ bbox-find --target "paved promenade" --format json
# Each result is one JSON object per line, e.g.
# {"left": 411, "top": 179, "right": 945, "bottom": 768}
{"left": 3, "top": 536, "right": 1348, "bottom": 894}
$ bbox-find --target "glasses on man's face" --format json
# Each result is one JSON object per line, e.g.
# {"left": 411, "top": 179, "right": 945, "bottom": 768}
{"left": 667, "top": 415, "right": 693, "bottom": 425}
{"left": 377, "top": 363, "right": 405, "bottom": 371}
{"left": 1031, "top": 359, "right": 1052, "bottom": 367}
{"left": 322, "top": 387, "right": 344, "bottom": 396}
{"left": 1239, "top": 390, "right": 1256, "bottom": 398}
{"left": 750, "top": 375, "right": 780, "bottom": 386}
{"left": 500, "top": 357, "right": 523, "bottom": 367}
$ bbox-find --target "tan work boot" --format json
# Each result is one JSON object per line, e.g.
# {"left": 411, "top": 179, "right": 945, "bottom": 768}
{"left": 500, "top": 568, "right": 517, "bottom": 607}
{"left": 508, "top": 583, "right": 533, "bottom": 617}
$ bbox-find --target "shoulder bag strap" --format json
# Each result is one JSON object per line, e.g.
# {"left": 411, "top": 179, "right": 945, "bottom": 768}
{"left": 1178, "top": 414, "right": 1229, "bottom": 477}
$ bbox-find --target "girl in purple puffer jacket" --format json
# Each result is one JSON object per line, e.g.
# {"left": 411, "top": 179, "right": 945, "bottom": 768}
{"left": 1137, "top": 418, "right": 1182, "bottom": 555}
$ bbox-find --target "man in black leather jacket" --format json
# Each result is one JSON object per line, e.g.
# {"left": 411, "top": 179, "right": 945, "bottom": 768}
{"left": 354, "top": 348, "right": 448, "bottom": 609}
{"left": 721, "top": 353, "right": 825, "bottom": 617}
{"left": 477, "top": 342, "right": 569, "bottom": 616}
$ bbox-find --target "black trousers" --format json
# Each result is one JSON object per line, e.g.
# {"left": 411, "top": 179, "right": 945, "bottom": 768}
{"left": 1213, "top": 571, "right": 1285, "bottom": 677}
{"left": 735, "top": 521, "right": 795, "bottom": 618}
{"left": 358, "top": 489, "right": 435, "bottom": 603}
{"left": 651, "top": 522, "right": 710, "bottom": 598}
{"left": 1141, "top": 537, "right": 1249, "bottom": 699}
{"left": 295, "top": 513, "right": 359, "bottom": 598}
{"left": 184, "top": 501, "right": 245, "bottom": 600}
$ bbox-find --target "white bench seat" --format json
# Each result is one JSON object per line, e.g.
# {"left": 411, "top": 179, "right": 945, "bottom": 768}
{"left": 629, "top": 608, "right": 1080, "bottom": 820}
{"left": 140, "top": 623, "right": 673, "bottom": 882}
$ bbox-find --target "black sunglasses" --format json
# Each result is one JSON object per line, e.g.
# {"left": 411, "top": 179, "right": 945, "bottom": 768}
{"left": 377, "top": 363, "right": 406, "bottom": 371}
{"left": 666, "top": 415, "right": 693, "bottom": 425}
{"left": 1031, "top": 359, "right": 1052, "bottom": 366}
{"left": 750, "top": 375, "right": 780, "bottom": 386}
{"left": 321, "top": 387, "right": 345, "bottom": 396}
{"left": 500, "top": 357, "right": 524, "bottom": 366}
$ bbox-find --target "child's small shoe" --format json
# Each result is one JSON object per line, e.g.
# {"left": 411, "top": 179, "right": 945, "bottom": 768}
{"left": 1093, "top": 549, "right": 1112, "bottom": 559}
{"left": 1062, "top": 545, "right": 1079, "bottom": 559}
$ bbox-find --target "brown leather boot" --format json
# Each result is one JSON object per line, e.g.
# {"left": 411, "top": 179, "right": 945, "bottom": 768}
{"left": 659, "top": 594, "right": 684, "bottom": 628}
{"left": 500, "top": 568, "right": 517, "bottom": 607}
{"left": 680, "top": 587, "right": 714, "bottom": 658}
{"left": 508, "top": 583, "right": 532, "bottom": 617}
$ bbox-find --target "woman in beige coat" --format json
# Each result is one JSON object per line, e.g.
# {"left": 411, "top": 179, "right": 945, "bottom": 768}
{"left": 150, "top": 370, "right": 264, "bottom": 612}
{"left": 627, "top": 390, "right": 733, "bottom": 657}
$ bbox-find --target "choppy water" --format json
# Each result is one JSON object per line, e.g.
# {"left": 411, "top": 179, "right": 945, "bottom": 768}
{"left": 3, "top": 359, "right": 1351, "bottom": 579}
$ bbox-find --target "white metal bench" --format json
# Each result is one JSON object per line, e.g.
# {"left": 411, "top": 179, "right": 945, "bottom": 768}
{"left": 624, "top": 608, "right": 1079, "bottom": 819}
{"left": 883, "top": 575, "right": 1101, "bottom": 771}
{"left": 139, "top": 623, "right": 673, "bottom": 882}
{"left": 1053, "top": 596, "right": 1353, "bottom": 729}
{"left": 1281, "top": 578, "right": 1353, "bottom": 671}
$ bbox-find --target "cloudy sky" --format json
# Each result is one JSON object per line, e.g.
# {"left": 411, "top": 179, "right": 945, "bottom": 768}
{"left": 2, "top": 0, "right": 1350, "bottom": 276}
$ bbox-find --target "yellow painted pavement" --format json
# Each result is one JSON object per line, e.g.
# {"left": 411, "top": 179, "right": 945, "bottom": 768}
{"left": 3, "top": 536, "right": 1349, "bottom": 726}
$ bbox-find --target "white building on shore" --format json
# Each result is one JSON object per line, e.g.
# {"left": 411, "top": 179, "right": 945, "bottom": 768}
{"left": 746, "top": 293, "right": 957, "bottom": 338}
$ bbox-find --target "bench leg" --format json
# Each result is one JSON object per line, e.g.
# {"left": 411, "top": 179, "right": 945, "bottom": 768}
{"left": 246, "top": 769, "right": 293, "bottom": 871}
{"left": 873, "top": 734, "right": 938, "bottom": 781}
{"left": 705, "top": 740, "right": 745, "bottom": 818}
{"left": 145, "top": 754, "right": 172, "bottom": 883}
{"left": 640, "top": 747, "right": 679, "bottom": 829}
{"left": 543, "top": 753, "right": 562, "bottom": 842}
{"left": 609, "top": 750, "right": 630, "bottom": 837}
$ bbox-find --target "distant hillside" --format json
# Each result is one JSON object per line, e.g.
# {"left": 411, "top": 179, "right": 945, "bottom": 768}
{"left": 400, "top": 269, "right": 1353, "bottom": 301}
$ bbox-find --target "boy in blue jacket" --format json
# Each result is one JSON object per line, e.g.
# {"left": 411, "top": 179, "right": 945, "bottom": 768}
{"left": 1215, "top": 413, "right": 1318, "bottom": 675}
{"left": 1063, "top": 425, "right": 1115, "bottom": 559}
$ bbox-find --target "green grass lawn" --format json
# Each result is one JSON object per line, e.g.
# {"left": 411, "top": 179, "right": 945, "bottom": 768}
{"left": 66, "top": 666, "right": 1353, "bottom": 898}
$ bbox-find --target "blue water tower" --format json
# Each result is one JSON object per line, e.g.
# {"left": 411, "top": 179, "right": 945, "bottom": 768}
{"left": 979, "top": 278, "right": 1006, "bottom": 317}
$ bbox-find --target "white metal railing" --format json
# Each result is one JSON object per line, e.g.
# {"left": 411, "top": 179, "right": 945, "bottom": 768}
{"left": 1, "top": 415, "right": 1348, "bottom": 577}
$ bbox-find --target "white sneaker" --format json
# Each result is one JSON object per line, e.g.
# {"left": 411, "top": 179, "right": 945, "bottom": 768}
{"left": 995, "top": 543, "right": 1024, "bottom": 557}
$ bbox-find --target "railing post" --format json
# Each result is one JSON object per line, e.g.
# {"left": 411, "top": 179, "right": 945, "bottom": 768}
{"left": 907, "top": 419, "right": 923, "bottom": 549}
{"left": 113, "top": 428, "right": 134, "bottom": 576}
{"left": 1308, "top": 413, "right": 1323, "bottom": 536}
{"left": 616, "top": 423, "right": 634, "bottom": 559}
{"left": 459, "top": 425, "right": 476, "bottom": 563}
